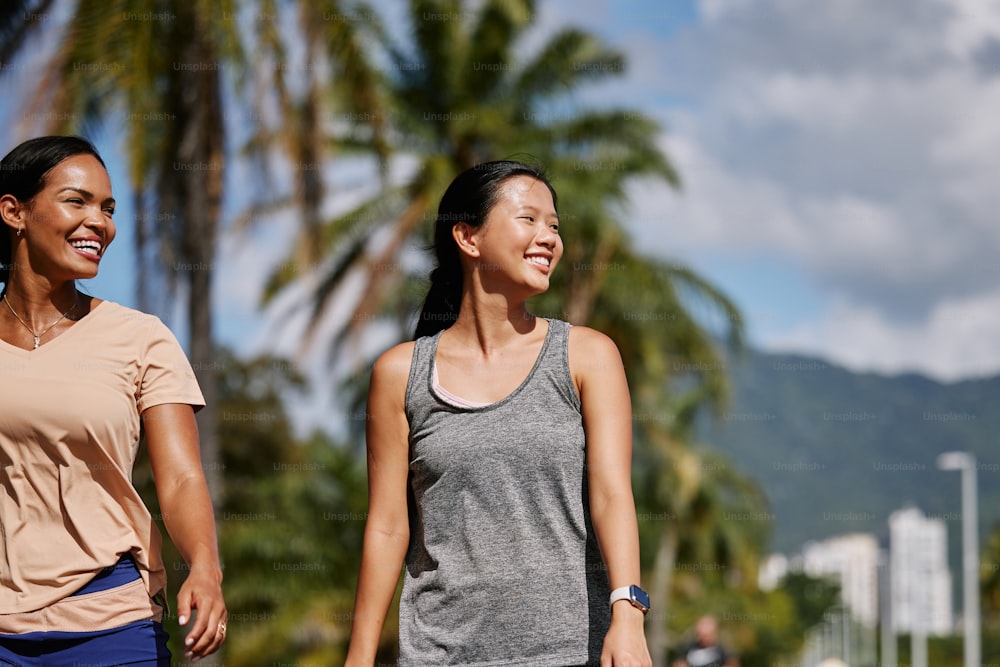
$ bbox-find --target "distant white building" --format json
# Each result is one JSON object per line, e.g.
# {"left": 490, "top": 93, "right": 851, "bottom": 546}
{"left": 801, "top": 533, "right": 880, "bottom": 627}
{"left": 889, "top": 507, "right": 953, "bottom": 635}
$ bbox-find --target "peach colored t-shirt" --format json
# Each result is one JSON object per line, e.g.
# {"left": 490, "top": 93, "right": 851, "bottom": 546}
{"left": 0, "top": 300, "right": 204, "bottom": 614}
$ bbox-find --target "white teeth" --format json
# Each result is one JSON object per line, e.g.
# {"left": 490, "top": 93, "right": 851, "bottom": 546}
{"left": 70, "top": 240, "right": 102, "bottom": 255}
{"left": 527, "top": 256, "right": 550, "bottom": 267}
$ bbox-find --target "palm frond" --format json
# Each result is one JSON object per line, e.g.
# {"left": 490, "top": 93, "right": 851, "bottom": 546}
{"left": 511, "top": 27, "right": 625, "bottom": 103}
{"left": 464, "top": 0, "right": 534, "bottom": 99}
{"left": 0, "top": 0, "right": 54, "bottom": 64}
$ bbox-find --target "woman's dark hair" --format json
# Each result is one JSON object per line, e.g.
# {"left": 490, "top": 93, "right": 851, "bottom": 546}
{"left": 0, "top": 136, "right": 106, "bottom": 285}
{"left": 414, "top": 159, "right": 557, "bottom": 339}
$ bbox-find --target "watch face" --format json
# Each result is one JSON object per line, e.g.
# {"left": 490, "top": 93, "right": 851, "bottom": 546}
{"left": 630, "top": 585, "right": 650, "bottom": 611}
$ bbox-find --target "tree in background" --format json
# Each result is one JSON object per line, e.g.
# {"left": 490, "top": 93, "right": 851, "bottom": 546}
{"left": 0, "top": 0, "right": 254, "bottom": 502}
{"left": 209, "top": 351, "right": 369, "bottom": 665}
{"left": 2, "top": 1, "right": 797, "bottom": 663}
{"left": 253, "top": 0, "right": 679, "bottom": 365}
{"left": 981, "top": 524, "right": 1000, "bottom": 662}
{"left": 135, "top": 350, "right": 369, "bottom": 664}
{"left": 247, "top": 2, "right": 764, "bottom": 660}
{"left": 0, "top": 1, "right": 52, "bottom": 63}
{"left": 634, "top": 431, "right": 771, "bottom": 665}
{"left": 237, "top": 0, "right": 390, "bottom": 325}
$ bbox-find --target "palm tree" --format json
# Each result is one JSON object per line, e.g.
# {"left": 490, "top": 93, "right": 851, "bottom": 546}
{"left": 209, "top": 351, "right": 369, "bottom": 665}
{"left": 253, "top": 0, "right": 679, "bottom": 367}
{"left": 0, "top": 1, "right": 54, "bottom": 65}
{"left": 2, "top": 0, "right": 253, "bottom": 502}
{"left": 533, "top": 223, "right": 759, "bottom": 665}
{"left": 228, "top": 2, "right": 761, "bottom": 661}
{"left": 238, "top": 0, "right": 390, "bottom": 302}
{"left": 252, "top": 5, "right": 761, "bottom": 663}
{"left": 133, "top": 350, "right": 371, "bottom": 663}
{"left": 630, "top": 368, "right": 770, "bottom": 666}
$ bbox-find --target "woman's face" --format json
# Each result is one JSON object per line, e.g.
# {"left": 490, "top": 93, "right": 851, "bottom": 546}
{"left": 16, "top": 154, "right": 116, "bottom": 283}
{"left": 470, "top": 175, "right": 563, "bottom": 295}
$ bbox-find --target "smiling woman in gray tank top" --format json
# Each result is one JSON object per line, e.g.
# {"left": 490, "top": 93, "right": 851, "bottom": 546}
{"left": 346, "top": 161, "right": 652, "bottom": 667}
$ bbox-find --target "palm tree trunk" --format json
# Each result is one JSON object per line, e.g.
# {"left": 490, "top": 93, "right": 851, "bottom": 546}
{"left": 564, "top": 237, "right": 615, "bottom": 324}
{"left": 337, "top": 192, "right": 429, "bottom": 344}
{"left": 650, "top": 527, "right": 679, "bottom": 667}
{"left": 177, "top": 7, "right": 225, "bottom": 506}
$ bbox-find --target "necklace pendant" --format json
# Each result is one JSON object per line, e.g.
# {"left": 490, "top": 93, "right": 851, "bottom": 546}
{"left": 2, "top": 293, "right": 77, "bottom": 350}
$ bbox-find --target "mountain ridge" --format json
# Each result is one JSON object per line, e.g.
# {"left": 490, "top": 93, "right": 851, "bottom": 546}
{"left": 694, "top": 347, "right": 1000, "bottom": 555}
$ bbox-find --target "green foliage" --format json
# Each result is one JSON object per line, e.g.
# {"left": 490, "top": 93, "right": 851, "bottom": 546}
{"left": 982, "top": 524, "right": 1000, "bottom": 616}
{"left": 23, "top": 0, "right": 804, "bottom": 662}
{"left": 982, "top": 524, "right": 1000, "bottom": 664}
{"left": 893, "top": 634, "right": 964, "bottom": 667}
{"left": 697, "top": 349, "right": 1000, "bottom": 553}
{"left": 732, "top": 574, "right": 838, "bottom": 666}
{"left": 246, "top": 0, "right": 681, "bottom": 367}
{"left": 137, "top": 351, "right": 369, "bottom": 663}
{"left": 779, "top": 572, "right": 842, "bottom": 633}
{"left": 661, "top": 579, "right": 825, "bottom": 667}
{"left": 220, "top": 430, "right": 367, "bottom": 664}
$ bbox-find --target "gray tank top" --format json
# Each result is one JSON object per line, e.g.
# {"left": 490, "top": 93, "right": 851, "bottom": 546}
{"left": 400, "top": 319, "right": 610, "bottom": 666}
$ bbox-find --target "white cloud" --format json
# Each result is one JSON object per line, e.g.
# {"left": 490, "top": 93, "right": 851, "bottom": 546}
{"left": 209, "top": 0, "right": 1000, "bottom": 383}
{"left": 767, "top": 288, "right": 1000, "bottom": 381}
{"left": 611, "top": 0, "right": 1000, "bottom": 379}
{"left": 627, "top": 133, "right": 798, "bottom": 255}
{"left": 943, "top": 0, "right": 1000, "bottom": 57}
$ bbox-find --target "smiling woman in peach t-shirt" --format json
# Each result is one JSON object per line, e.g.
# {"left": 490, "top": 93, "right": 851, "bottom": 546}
{"left": 0, "top": 136, "right": 226, "bottom": 665}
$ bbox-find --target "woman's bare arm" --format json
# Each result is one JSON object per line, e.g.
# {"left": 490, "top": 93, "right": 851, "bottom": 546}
{"left": 345, "top": 343, "right": 414, "bottom": 666}
{"left": 144, "top": 403, "right": 226, "bottom": 660}
{"left": 571, "top": 326, "right": 651, "bottom": 667}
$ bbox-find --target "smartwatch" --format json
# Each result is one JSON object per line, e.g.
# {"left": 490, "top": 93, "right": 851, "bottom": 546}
{"left": 609, "top": 584, "right": 650, "bottom": 614}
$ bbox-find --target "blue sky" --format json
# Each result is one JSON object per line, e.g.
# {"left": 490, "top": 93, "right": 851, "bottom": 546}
{"left": 541, "top": 0, "right": 1000, "bottom": 382}
{"left": 4, "top": 0, "right": 1000, "bottom": 385}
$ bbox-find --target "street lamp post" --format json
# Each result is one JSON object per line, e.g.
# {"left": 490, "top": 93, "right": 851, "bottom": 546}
{"left": 937, "top": 451, "right": 981, "bottom": 667}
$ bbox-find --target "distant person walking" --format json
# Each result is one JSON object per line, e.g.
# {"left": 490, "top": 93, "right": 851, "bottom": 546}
{"left": 345, "top": 160, "right": 652, "bottom": 666}
{"left": 672, "top": 615, "right": 738, "bottom": 667}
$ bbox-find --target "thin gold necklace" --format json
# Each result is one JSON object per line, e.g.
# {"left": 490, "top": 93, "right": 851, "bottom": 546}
{"left": 3, "top": 294, "right": 79, "bottom": 350}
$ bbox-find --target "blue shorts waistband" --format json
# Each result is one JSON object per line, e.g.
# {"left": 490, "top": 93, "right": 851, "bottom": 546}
{"left": 0, "top": 618, "right": 156, "bottom": 642}
{"left": 70, "top": 553, "right": 140, "bottom": 597}
{"left": 0, "top": 619, "right": 171, "bottom": 666}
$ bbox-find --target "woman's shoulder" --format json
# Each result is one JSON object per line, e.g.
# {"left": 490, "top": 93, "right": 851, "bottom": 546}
{"left": 87, "top": 301, "right": 184, "bottom": 348}
{"left": 566, "top": 323, "right": 620, "bottom": 354}
{"left": 372, "top": 340, "right": 417, "bottom": 382}
{"left": 566, "top": 324, "right": 625, "bottom": 378}
{"left": 368, "top": 341, "right": 417, "bottom": 409}
{"left": 85, "top": 299, "right": 158, "bottom": 329}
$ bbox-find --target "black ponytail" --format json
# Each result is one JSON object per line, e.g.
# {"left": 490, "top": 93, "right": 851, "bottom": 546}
{"left": 1, "top": 136, "right": 106, "bottom": 285}
{"left": 414, "top": 266, "right": 463, "bottom": 338}
{"left": 414, "top": 159, "right": 557, "bottom": 339}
